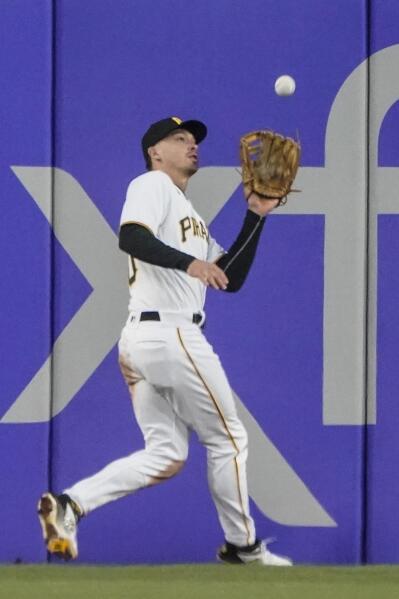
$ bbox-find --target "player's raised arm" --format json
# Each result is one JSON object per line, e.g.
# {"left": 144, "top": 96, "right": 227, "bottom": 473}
{"left": 216, "top": 129, "right": 301, "bottom": 291}
{"left": 215, "top": 196, "right": 278, "bottom": 293}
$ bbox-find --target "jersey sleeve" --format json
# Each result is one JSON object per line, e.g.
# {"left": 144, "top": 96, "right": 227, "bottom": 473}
{"left": 207, "top": 234, "right": 225, "bottom": 262}
{"left": 120, "top": 172, "right": 170, "bottom": 235}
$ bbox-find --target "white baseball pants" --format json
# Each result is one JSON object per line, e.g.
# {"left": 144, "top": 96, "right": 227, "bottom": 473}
{"left": 65, "top": 312, "right": 256, "bottom": 547}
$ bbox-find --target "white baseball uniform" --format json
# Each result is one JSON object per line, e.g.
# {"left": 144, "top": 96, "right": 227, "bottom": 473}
{"left": 65, "top": 170, "right": 256, "bottom": 547}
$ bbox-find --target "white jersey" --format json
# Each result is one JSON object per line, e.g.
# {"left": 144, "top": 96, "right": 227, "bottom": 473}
{"left": 120, "top": 170, "right": 224, "bottom": 313}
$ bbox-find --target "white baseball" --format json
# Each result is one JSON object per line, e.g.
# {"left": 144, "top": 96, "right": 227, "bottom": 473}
{"left": 274, "top": 75, "right": 296, "bottom": 96}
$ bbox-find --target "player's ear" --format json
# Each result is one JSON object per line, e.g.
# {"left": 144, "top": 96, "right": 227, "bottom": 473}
{"left": 148, "top": 145, "right": 161, "bottom": 165}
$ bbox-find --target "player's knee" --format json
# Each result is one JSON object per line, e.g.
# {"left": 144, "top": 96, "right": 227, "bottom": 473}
{"left": 150, "top": 459, "right": 185, "bottom": 485}
{"left": 207, "top": 425, "right": 248, "bottom": 459}
{"left": 165, "top": 459, "right": 185, "bottom": 477}
{"left": 222, "top": 421, "right": 248, "bottom": 450}
{"left": 237, "top": 426, "right": 248, "bottom": 452}
{"left": 229, "top": 421, "right": 248, "bottom": 452}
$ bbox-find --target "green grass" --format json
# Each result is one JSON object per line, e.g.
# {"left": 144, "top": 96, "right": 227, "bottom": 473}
{"left": 1, "top": 564, "right": 399, "bottom": 599}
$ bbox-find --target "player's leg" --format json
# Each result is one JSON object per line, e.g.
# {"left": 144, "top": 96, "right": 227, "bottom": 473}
{"left": 170, "top": 325, "right": 255, "bottom": 547}
{"left": 171, "top": 325, "right": 292, "bottom": 566}
{"left": 114, "top": 321, "right": 254, "bottom": 547}
{"left": 64, "top": 379, "right": 189, "bottom": 514}
{"left": 38, "top": 363, "right": 189, "bottom": 559}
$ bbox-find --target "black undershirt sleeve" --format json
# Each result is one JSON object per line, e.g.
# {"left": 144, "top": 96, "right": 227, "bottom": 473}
{"left": 119, "top": 224, "right": 196, "bottom": 271}
{"left": 216, "top": 209, "right": 266, "bottom": 292}
{"left": 119, "top": 209, "right": 266, "bottom": 293}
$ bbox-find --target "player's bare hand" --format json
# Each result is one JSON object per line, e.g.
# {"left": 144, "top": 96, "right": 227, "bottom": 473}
{"left": 247, "top": 191, "right": 280, "bottom": 216}
{"left": 187, "top": 259, "right": 229, "bottom": 290}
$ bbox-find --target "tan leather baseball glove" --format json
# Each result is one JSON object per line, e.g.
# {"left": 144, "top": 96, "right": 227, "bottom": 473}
{"left": 240, "top": 130, "right": 301, "bottom": 206}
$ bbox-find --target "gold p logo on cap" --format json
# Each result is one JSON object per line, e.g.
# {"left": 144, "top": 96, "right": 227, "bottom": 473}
{"left": 172, "top": 117, "right": 183, "bottom": 125}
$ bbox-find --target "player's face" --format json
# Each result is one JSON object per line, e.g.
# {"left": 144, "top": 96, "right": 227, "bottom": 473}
{"left": 152, "top": 129, "right": 199, "bottom": 175}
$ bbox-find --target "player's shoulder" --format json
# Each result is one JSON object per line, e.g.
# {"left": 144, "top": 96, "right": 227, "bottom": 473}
{"left": 127, "top": 170, "right": 172, "bottom": 193}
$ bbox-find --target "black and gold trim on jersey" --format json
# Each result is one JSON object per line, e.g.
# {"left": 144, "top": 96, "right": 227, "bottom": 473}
{"left": 179, "top": 216, "right": 209, "bottom": 243}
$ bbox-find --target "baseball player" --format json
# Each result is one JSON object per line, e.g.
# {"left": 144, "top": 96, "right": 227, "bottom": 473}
{"left": 38, "top": 116, "right": 292, "bottom": 566}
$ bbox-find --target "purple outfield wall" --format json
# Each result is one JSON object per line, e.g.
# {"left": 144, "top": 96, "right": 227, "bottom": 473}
{"left": 1, "top": 0, "right": 399, "bottom": 564}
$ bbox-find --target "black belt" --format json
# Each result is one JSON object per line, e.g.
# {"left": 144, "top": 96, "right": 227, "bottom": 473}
{"left": 139, "top": 311, "right": 203, "bottom": 325}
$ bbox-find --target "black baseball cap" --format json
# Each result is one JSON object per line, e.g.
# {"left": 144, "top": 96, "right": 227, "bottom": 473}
{"left": 141, "top": 116, "right": 207, "bottom": 160}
